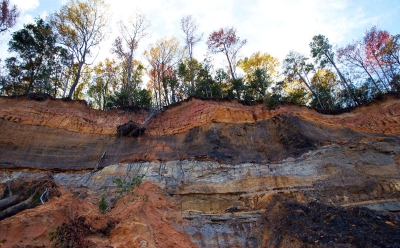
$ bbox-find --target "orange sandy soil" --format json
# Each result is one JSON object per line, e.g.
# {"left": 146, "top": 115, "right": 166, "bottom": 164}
{"left": 1, "top": 96, "right": 399, "bottom": 136}
{"left": 0, "top": 181, "right": 197, "bottom": 248}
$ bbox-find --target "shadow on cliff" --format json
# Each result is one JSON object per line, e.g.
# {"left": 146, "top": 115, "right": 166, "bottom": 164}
{"left": 253, "top": 195, "right": 400, "bottom": 247}
{"left": 123, "top": 114, "right": 364, "bottom": 164}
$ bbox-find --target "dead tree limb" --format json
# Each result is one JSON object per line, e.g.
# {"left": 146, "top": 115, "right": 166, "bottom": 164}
{"left": 0, "top": 191, "right": 37, "bottom": 221}
{"left": 80, "top": 151, "right": 106, "bottom": 186}
{"left": 0, "top": 194, "right": 22, "bottom": 211}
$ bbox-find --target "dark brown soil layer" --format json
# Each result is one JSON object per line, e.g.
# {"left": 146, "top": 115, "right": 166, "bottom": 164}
{"left": 257, "top": 195, "right": 400, "bottom": 247}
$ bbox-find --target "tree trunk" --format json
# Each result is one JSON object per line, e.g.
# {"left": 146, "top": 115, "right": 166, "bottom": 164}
{"left": 25, "top": 69, "right": 35, "bottom": 95}
{"left": 157, "top": 66, "right": 162, "bottom": 108}
{"left": 152, "top": 73, "right": 158, "bottom": 109}
{"left": 68, "top": 61, "right": 85, "bottom": 98}
{"left": 298, "top": 73, "right": 324, "bottom": 109}
{"left": 189, "top": 49, "right": 195, "bottom": 95}
{"left": 327, "top": 55, "right": 359, "bottom": 106}
{"left": 0, "top": 193, "right": 36, "bottom": 221}
{"left": 361, "top": 64, "right": 383, "bottom": 93}
{"left": 0, "top": 194, "right": 22, "bottom": 211}
{"left": 127, "top": 54, "right": 133, "bottom": 106}
{"left": 224, "top": 51, "right": 240, "bottom": 100}
{"left": 372, "top": 53, "right": 391, "bottom": 90}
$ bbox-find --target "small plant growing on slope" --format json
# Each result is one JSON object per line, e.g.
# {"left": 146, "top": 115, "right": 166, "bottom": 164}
{"left": 98, "top": 195, "right": 108, "bottom": 214}
{"left": 113, "top": 174, "right": 145, "bottom": 195}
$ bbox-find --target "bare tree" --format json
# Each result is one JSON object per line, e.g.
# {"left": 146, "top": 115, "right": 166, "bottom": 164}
{"left": 51, "top": 0, "right": 110, "bottom": 98}
{"left": 207, "top": 27, "right": 246, "bottom": 99}
{"left": 112, "top": 12, "right": 150, "bottom": 106}
{"left": 180, "top": 15, "right": 202, "bottom": 95}
{"left": 0, "top": 0, "right": 19, "bottom": 34}
{"left": 337, "top": 40, "right": 385, "bottom": 93}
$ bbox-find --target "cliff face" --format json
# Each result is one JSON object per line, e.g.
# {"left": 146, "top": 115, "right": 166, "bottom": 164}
{"left": 1, "top": 96, "right": 400, "bottom": 247}
{"left": 1, "top": 96, "right": 400, "bottom": 169}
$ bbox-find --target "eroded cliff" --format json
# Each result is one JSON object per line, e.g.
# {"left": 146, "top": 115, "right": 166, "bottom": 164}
{"left": 1, "top": 95, "right": 400, "bottom": 247}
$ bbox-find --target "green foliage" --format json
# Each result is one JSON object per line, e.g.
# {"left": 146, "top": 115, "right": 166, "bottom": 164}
{"left": 264, "top": 93, "right": 281, "bottom": 108}
{"left": 104, "top": 88, "right": 152, "bottom": 110}
{"left": 309, "top": 34, "right": 334, "bottom": 68}
{"left": 284, "top": 90, "right": 308, "bottom": 105}
{"left": 5, "top": 18, "right": 71, "bottom": 96}
{"left": 113, "top": 174, "right": 145, "bottom": 195}
{"left": 136, "top": 88, "right": 152, "bottom": 108}
{"left": 98, "top": 195, "right": 108, "bottom": 214}
{"left": 104, "top": 89, "right": 129, "bottom": 109}
{"left": 49, "top": 214, "right": 91, "bottom": 248}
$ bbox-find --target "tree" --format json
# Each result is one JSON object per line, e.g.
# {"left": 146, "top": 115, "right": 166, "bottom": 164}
{"left": 310, "top": 68, "right": 338, "bottom": 109}
{"left": 283, "top": 51, "right": 325, "bottom": 109}
{"left": 87, "top": 58, "right": 120, "bottom": 110}
{"left": 72, "top": 64, "right": 91, "bottom": 100}
{"left": 381, "top": 34, "right": 400, "bottom": 90}
{"left": 50, "top": 0, "right": 110, "bottom": 98}
{"left": 112, "top": 12, "right": 150, "bottom": 106}
{"left": 238, "top": 51, "right": 280, "bottom": 99}
{"left": 0, "top": 0, "right": 19, "bottom": 33}
{"left": 207, "top": 27, "right": 246, "bottom": 99}
{"left": 282, "top": 79, "right": 308, "bottom": 105}
{"left": 180, "top": 15, "right": 203, "bottom": 95}
{"left": 214, "top": 68, "right": 229, "bottom": 98}
{"left": 196, "top": 56, "right": 215, "bottom": 98}
{"left": 337, "top": 40, "right": 384, "bottom": 93}
{"left": 144, "top": 37, "right": 184, "bottom": 108}
{"left": 163, "top": 65, "right": 179, "bottom": 103}
{"left": 363, "top": 26, "right": 393, "bottom": 91}
{"left": 177, "top": 57, "right": 202, "bottom": 98}
{"left": 310, "top": 34, "right": 359, "bottom": 106}
{"left": 382, "top": 34, "right": 400, "bottom": 66}
{"left": 6, "top": 18, "right": 71, "bottom": 95}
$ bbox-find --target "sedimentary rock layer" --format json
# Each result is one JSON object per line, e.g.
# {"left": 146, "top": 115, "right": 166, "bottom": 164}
{"left": 1, "top": 96, "right": 400, "bottom": 169}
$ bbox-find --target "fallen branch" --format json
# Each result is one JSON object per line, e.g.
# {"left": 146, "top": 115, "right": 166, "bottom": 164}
{"left": 0, "top": 194, "right": 22, "bottom": 211}
{"left": 0, "top": 191, "right": 38, "bottom": 221}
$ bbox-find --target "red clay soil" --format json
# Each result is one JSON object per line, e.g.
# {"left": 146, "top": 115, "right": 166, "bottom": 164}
{"left": 1, "top": 96, "right": 400, "bottom": 136}
{"left": 0, "top": 181, "right": 196, "bottom": 248}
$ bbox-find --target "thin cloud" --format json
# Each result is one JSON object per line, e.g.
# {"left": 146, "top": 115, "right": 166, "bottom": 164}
{"left": 11, "top": 0, "right": 39, "bottom": 12}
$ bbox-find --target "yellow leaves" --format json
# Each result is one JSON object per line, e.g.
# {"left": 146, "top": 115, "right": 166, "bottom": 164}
{"left": 237, "top": 51, "right": 280, "bottom": 82}
{"left": 283, "top": 78, "right": 306, "bottom": 93}
{"left": 144, "top": 36, "right": 184, "bottom": 66}
{"left": 311, "top": 68, "right": 337, "bottom": 88}
{"left": 51, "top": 0, "right": 110, "bottom": 55}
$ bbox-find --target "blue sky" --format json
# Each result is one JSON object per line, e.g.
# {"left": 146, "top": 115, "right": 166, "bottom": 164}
{"left": 1, "top": 0, "right": 399, "bottom": 71}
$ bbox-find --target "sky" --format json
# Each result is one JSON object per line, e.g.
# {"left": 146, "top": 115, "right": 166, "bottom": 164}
{"left": 1, "top": 0, "right": 400, "bottom": 73}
